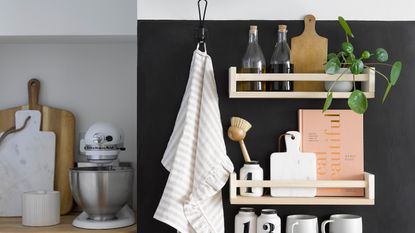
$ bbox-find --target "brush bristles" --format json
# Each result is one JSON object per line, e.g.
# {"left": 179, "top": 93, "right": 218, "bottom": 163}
{"left": 230, "top": 117, "right": 252, "bottom": 132}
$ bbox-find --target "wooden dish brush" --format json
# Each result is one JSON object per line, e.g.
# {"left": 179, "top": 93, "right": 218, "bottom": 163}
{"left": 228, "top": 117, "right": 252, "bottom": 162}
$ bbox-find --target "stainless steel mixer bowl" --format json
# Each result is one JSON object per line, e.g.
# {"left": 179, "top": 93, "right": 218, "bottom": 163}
{"left": 69, "top": 166, "right": 133, "bottom": 221}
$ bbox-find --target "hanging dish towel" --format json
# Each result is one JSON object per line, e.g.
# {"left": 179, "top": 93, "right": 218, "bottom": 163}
{"left": 154, "top": 45, "right": 234, "bottom": 233}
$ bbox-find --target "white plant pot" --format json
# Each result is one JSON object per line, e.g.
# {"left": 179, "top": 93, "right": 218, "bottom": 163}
{"left": 325, "top": 68, "right": 354, "bottom": 92}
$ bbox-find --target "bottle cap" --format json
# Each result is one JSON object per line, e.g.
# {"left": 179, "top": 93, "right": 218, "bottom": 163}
{"left": 261, "top": 209, "right": 277, "bottom": 215}
{"left": 245, "top": 161, "right": 259, "bottom": 165}
{"left": 249, "top": 25, "right": 258, "bottom": 33}
{"left": 278, "top": 25, "right": 287, "bottom": 32}
{"left": 239, "top": 207, "right": 255, "bottom": 213}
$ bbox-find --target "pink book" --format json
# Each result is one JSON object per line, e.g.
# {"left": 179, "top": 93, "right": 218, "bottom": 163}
{"left": 298, "top": 109, "right": 364, "bottom": 196}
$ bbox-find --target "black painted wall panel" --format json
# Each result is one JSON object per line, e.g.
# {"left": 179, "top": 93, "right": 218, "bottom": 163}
{"left": 138, "top": 20, "right": 415, "bottom": 233}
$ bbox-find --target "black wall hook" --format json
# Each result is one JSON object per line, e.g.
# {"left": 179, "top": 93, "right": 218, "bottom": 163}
{"left": 197, "top": 0, "right": 208, "bottom": 45}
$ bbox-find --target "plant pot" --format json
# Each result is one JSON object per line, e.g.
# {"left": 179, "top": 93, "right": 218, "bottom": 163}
{"left": 324, "top": 68, "right": 353, "bottom": 92}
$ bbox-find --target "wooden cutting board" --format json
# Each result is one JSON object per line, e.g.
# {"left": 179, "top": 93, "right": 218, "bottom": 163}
{"left": 0, "top": 110, "right": 55, "bottom": 216}
{"left": 270, "top": 131, "right": 316, "bottom": 197}
{"left": 0, "top": 79, "right": 75, "bottom": 215}
{"left": 291, "top": 14, "right": 328, "bottom": 91}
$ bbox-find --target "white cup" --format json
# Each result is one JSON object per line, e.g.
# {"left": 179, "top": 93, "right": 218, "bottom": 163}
{"left": 286, "top": 215, "right": 318, "bottom": 233}
{"left": 321, "top": 214, "right": 362, "bottom": 233}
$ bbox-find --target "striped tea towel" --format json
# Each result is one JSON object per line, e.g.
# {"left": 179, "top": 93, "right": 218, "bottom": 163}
{"left": 154, "top": 46, "right": 234, "bottom": 233}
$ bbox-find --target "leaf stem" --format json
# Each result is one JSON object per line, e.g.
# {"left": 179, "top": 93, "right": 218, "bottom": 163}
{"left": 353, "top": 74, "right": 356, "bottom": 90}
{"left": 341, "top": 54, "right": 347, "bottom": 63}
{"left": 364, "top": 63, "right": 393, "bottom": 67}
{"left": 364, "top": 65, "right": 391, "bottom": 84}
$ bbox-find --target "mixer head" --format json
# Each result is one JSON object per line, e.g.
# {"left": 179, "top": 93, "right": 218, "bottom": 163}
{"left": 80, "top": 122, "right": 126, "bottom": 164}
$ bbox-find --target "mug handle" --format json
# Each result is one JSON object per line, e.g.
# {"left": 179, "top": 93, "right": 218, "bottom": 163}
{"left": 321, "top": 220, "right": 334, "bottom": 233}
{"left": 290, "top": 221, "right": 299, "bottom": 233}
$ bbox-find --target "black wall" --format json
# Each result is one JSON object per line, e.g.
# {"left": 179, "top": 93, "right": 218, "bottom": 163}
{"left": 138, "top": 20, "right": 415, "bottom": 233}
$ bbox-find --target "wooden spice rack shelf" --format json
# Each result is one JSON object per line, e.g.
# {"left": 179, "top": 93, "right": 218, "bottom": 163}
{"left": 229, "top": 172, "right": 375, "bottom": 205}
{"left": 228, "top": 67, "right": 375, "bottom": 99}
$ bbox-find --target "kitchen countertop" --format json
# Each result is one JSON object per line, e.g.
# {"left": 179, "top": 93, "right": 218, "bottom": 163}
{"left": 0, "top": 213, "right": 137, "bottom": 233}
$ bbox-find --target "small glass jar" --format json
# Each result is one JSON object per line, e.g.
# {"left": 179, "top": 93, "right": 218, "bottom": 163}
{"left": 257, "top": 209, "right": 281, "bottom": 233}
{"left": 239, "top": 161, "right": 264, "bottom": 197}
{"left": 235, "top": 207, "right": 257, "bottom": 233}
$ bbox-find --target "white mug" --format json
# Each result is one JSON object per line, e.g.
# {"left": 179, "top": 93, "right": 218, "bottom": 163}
{"left": 286, "top": 215, "right": 318, "bottom": 233}
{"left": 321, "top": 214, "right": 362, "bottom": 233}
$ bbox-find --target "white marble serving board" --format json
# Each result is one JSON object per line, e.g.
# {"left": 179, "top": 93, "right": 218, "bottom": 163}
{"left": 270, "top": 131, "right": 316, "bottom": 197}
{"left": 0, "top": 110, "right": 55, "bottom": 216}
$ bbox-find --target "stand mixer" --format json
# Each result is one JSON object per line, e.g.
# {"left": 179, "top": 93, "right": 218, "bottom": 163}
{"left": 69, "top": 122, "right": 135, "bottom": 229}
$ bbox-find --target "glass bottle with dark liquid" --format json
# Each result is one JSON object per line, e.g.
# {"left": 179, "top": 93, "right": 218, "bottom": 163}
{"left": 239, "top": 25, "right": 266, "bottom": 91}
{"left": 268, "top": 25, "right": 294, "bottom": 91}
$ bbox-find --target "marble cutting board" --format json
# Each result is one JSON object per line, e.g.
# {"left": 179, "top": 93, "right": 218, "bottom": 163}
{"left": 0, "top": 110, "right": 55, "bottom": 216}
{"left": 270, "top": 131, "right": 317, "bottom": 197}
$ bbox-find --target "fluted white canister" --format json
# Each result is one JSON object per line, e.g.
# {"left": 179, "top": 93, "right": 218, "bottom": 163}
{"left": 22, "top": 191, "right": 60, "bottom": 226}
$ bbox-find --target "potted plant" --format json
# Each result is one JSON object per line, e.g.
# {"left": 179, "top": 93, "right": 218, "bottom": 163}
{"left": 323, "top": 16, "right": 402, "bottom": 114}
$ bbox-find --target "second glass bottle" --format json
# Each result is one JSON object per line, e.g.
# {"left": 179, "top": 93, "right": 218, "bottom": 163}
{"left": 268, "top": 25, "right": 294, "bottom": 91}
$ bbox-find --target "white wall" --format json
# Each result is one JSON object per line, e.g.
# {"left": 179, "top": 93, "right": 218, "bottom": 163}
{"left": 0, "top": 0, "right": 136, "bottom": 36}
{"left": 0, "top": 41, "right": 137, "bottom": 209}
{"left": 138, "top": 0, "right": 415, "bottom": 20}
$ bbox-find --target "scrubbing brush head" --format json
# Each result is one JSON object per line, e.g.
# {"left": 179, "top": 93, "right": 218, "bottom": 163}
{"left": 230, "top": 117, "right": 252, "bottom": 132}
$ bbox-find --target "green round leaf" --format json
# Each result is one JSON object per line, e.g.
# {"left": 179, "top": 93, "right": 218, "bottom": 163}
{"left": 390, "top": 61, "right": 402, "bottom": 86}
{"left": 325, "top": 57, "right": 341, "bottom": 74}
{"left": 338, "top": 16, "right": 354, "bottom": 38}
{"left": 328, "top": 53, "right": 337, "bottom": 61}
{"left": 350, "top": 59, "right": 364, "bottom": 75}
{"left": 346, "top": 53, "right": 356, "bottom": 64}
{"left": 323, "top": 92, "right": 333, "bottom": 112}
{"left": 361, "top": 50, "right": 371, "bottom": 59}
{"left": 375, "top": 48, "right": 389, "bottom": 62}
{"left": 348, "top": 90, "right": 368, "bottom": 114}
{"left": 342, "top": 42, "right": 354, "bottom": 54}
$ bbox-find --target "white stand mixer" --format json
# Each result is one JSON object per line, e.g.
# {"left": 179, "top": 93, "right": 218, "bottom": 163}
{"left": 70, "top": 122, "right": 135, "bottom": 229}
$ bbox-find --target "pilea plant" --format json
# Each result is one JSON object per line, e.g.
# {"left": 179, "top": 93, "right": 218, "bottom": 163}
{"left": 323, "top": 16, "right": 402, "bottom": 114}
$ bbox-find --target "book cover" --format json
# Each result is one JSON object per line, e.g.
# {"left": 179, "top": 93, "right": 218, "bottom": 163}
{"left": 298, "top": 109, "right": 364, "bottom": 196}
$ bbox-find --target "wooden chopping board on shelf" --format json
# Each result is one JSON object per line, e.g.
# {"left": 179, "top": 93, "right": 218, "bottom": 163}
{"left": 0, "top": 79, "right": 75, "bottom": 215}
{"left": 291, "top": 14, "right": 328, "bottom": 91}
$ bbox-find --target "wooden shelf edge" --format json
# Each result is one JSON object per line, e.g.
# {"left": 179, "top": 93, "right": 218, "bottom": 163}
{"left": 229, "top": 91, "right": 375, "bottom": 99}
{"left": 230, "top": 196, "right": 375, "bottom": 205}
{"left": 228, "top": 66, "right": 376, "bottom": 99}
{"left": 229, "top": 66, "right": 373, "bottom": 81}
{"left": 229, "top": 172, "right": 375, "bottom": 206}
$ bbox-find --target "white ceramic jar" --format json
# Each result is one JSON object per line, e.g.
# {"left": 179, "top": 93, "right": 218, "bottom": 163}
{"left": 324, "top": 68, "right": 353, "bottom": 92}
{"left": 239, "top": 161, "right": 263, "bottom": 197}
{"left": 235, "top": 207, "right": 257, "bottom": 233}
{"left": 257, "top": 209, "right": 281, "bottom": 233}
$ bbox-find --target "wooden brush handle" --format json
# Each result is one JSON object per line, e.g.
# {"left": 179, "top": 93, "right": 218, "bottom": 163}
{"left": 239, "top": 140, "right": 251, "bottom": 162}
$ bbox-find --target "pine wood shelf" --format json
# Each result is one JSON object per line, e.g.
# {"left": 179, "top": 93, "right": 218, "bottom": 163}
{"left": 0, "top": 213, "right": 137, "bottom": 233}
{"left": 228, "top": 67, "right": 375, "bottom": 99}
{"left": 229, "top": 172, "right": 375, "bottom": 205}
